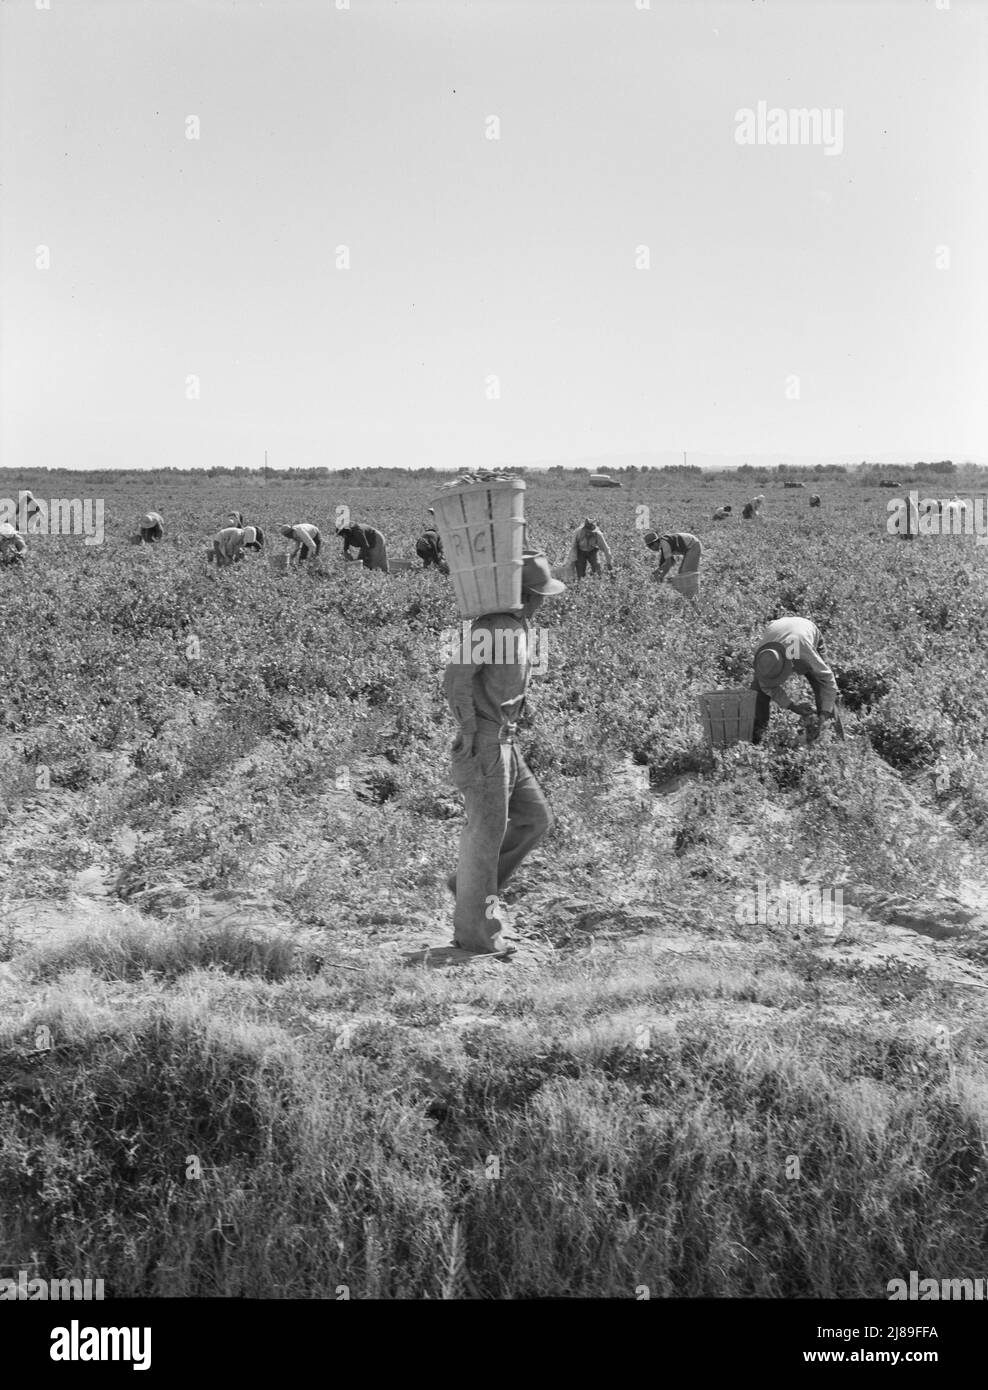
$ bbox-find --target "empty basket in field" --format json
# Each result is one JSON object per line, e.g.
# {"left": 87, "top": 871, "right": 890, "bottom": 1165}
{"left": 697, "top": 688, "right": 758, "bottom": 749}
{"left": 431, "top": 475, "right": 526, "bottom": 618}
{"left": 269, "top": 553, "right": 291, "bottom": 574}
{"left": 667, "top": 572, "right": 699, "bottom": 598}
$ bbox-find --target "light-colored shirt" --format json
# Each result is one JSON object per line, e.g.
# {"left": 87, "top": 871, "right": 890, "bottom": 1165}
{"left": 568, "top": 526, "right": 612, "bottom": 564}
{"left": 443, "top": 614, "right": 532, "bottom": 738}
{"left": 286, "top": 524, "right": 319, "bottom": 560}
{"left": 212, "top": 526, "right": 251, "bottom": 563}
{"left": 754, "top": 617, "right": 838, "bottom": 713}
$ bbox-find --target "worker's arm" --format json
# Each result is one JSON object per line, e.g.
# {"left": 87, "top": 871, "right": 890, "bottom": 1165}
{"left": 446, "top": 640, "right": 482, "bottom": 753}
{"left": 798, "top": 645, "right": 838, "bottom": 713}
{"left": 656, "top": 540, "right": 674, "bottom": 579}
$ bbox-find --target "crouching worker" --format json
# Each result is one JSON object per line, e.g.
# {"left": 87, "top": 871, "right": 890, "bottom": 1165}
{"left": 643, "top": 529, "right": 702, "bottom": 583}
{"left": 567, "top": 518, "right": 613, "bottom": 578}
{"left": 751, "top": 615, "right": 840, "bottom": 745}
{"left": 281, "top": 523, "right": 321, "bottom": 566}
{"left": 228, "top": 512, "right": 264, "bottom": 550}
{"left": 138, "top": 511, "right": 165, "bottom": 543}
{"left": 415, "top": 525, "right": 448, "bottom": 573}
{"left": 443, "top": 551, "right": 566, "bottom": 954}
{"left": 209, "top": 525, "right": 259, "bottom": 567}
{"left": 0, "top": 523, "right": 27, "bottom": 566}
{"left": 338, "top": 522, "right": 389, "bottom": 573}
{"left": 713, "top": 505, "right": 733, "bottom": 520}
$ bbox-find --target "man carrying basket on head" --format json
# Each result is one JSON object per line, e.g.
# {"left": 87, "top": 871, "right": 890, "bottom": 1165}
{"left": 750, "top": 615, "right": 841, "bottom": 746}
{"left": 443, "top": 551, "right": 566, "bottom": 955}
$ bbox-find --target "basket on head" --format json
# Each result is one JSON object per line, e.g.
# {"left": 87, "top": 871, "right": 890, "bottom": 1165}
{"left": 431, "top": 477, "right": 526, "bottom": 618}
{"left": 697, "top": 688, "right": 758, "bottom": 749}
{"left": 667, "top": 573, "right": 699, "bottom": 599}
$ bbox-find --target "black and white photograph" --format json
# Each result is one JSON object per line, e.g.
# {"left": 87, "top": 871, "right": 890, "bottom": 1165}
{"left": 1, "top": 0, "right": 986, "bottom": 1363}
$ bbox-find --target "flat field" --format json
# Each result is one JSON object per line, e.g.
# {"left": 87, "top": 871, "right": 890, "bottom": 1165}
{"left": 2, "top": 466, "right": 988, "bottom": 1297}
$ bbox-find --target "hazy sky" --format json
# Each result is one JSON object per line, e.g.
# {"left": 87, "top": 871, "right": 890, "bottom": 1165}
{"left": 2, "top": 0, "right": 986, "bottom": 472}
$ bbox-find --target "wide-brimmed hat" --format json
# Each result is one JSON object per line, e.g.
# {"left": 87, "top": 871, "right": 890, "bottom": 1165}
{"left": 642, "top": 529, "right": 661, "bottom": 549}
{"left": 140, "top": 513, "right": 159, "bottom": 529}
{"left": 521, "top": 549, "right": 565, "bottom": 596}
{"left": 753, "top": 641, "right": 793, "bottom": 688}
{"left": 0, "top": 522, "right": 19, "bottom": 538}
{"left": 583, "top": 517, "right": 597, "bottom": 529}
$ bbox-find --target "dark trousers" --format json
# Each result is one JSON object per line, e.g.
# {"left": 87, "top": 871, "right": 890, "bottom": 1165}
{"left": 575, "top": 549, "right": 601, "bottom": 578}
{"left": 416, "top": 539, "right": 443, "bottom": 568}
{"left": 750, "top": 675, "right": 827, "bottom": 744}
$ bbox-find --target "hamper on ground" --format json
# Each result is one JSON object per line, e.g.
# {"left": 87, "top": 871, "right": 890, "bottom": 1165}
{"left": 697, "top": 688, "right": 758, "bottom": 749}
{"left": 667, "top": 572, "right": 699, "bottom": 598}
{"left": 431, "top": 477, "right": 526, "bottom": 618}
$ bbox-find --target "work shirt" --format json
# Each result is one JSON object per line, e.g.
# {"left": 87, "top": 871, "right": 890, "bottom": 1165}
{"left": 286, "top": 524, "right": 320, "bottom": 559}
{"left": 212, "top": 526, "right": 257, "bottom": 563}
{"left": 653, "top": 532, "right": 698, "bottom": 561}
{"left": 754, "top": 617, "right": 838, "bottom": 713}
{"left": 443, "top": 613, "right": 532, "bottom": 741}
{"left": 568, "top": 526, "right": 613, "bottom": 564}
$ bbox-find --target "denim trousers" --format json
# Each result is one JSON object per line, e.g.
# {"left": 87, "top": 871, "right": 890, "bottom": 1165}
{"left": 449, "top": 729, "right": 553, "bottom": 951}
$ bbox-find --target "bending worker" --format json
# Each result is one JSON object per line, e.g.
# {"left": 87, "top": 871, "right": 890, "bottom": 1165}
{"left": 338, "top": 522, "right": 389, "bottom": 573}
{"left": 228, "top": 512, "right": 264, "bottom": 550}
{"left": 443, "top": 551, "right": 566, "bottom": 955}
{"left": 281, "top": 523, "right": 321, "bottom": 566}
{"left": 415, "top": 523, "right": 448, "bottom": 573}
{"left": 0, "top": 523, "right": 27, "bottom": 566}
{"left": 567, "top": 517, "right": 613, "bottom": 579}
{"left": 210, "top": 524, "right": 260, "bottom": 567}
{"left": 643, "top": 529, "right": 702, "bottom": 583}
{"left": 751, "top": 614, "right": 840, "bottom": 745}
{"left": 138, "top": 511, "right": 165, "bottom": 543}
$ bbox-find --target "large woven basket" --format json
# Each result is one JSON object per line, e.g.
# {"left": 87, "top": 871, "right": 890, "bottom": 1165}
{"left": 667, "top": 572, "right": 699, "bottom": 598}
{"left": 431, "top": 478, "right": 526, "bottom": 618}
{"left": 697, "top": 688, "right": 758, "bottom": 749}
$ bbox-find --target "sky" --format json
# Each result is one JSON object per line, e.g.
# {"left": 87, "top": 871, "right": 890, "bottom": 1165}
{"left": 1, "top": 0, "right": 986, "bottom": 473}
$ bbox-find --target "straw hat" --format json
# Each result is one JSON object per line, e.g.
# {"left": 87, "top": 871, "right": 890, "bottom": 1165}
{"left": 521, "top": 550, "right": 565, "bottom": 596}
{"left": 642, "top": 530, "right": 661, "bottom": 549}
{"left": 0, "top": 522, "right": 18, "bottom": 538}
{"left": 753, "top": 642, "right": 793, "bottom": 688}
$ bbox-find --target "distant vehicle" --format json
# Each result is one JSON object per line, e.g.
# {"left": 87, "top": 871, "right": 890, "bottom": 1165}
{"left": 878, "top": 480, "right": 899, "bottom": 488}
{"left": 589, "top": 474, "right": 623, "bottom": 489}
{"left": 783, "top": 481, "right": 805, "bottom": 489}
